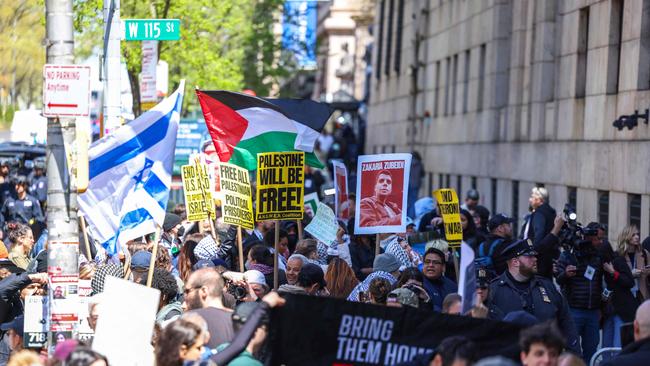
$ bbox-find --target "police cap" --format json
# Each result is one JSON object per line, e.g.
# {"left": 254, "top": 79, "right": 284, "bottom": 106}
{"left": 501, "top": 239, "right": 537, "bottom": 260}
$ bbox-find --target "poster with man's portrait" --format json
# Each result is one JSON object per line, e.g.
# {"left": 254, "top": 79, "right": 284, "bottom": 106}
{"left": 332, "top": 161, "right": 350, "bottom": 222}
{"left": 354, "top": 153, "right": 412, "bottom": 234}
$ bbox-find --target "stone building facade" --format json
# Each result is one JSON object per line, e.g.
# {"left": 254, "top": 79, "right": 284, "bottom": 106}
{"left": 367, "top": 0, "right": 650, "bottom": 241}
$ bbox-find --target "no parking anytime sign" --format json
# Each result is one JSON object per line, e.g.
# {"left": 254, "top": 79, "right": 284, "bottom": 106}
{"left": 43, "top": 64, "right": 91, "bottom": 117}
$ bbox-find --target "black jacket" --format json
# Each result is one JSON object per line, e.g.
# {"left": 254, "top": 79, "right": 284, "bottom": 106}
{"left": 0, "top": 272, "right": 32, "bottom": 322}
{"left": 488, "top": 271, "right": 579, "bottom": 353}
{"left": 605, "top": 254, "right": 638, "bottom": 322}
{"left": 601, "top": 336, "right": 650, "bottom": 366}
{"left": 528, "top": 202, "right": 556, "bottom": 244}
{"left": 555, "top": 247, "right": 604, "bottom": 310}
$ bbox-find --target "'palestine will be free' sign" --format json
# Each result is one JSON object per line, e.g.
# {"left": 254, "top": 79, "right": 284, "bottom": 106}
{"left": 256, "top": 152, "right": 304, "bottom": 221}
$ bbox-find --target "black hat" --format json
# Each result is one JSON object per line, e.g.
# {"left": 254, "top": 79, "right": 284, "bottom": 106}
{"left": 488, "top": 213, "right": 516, "bottom": 231}
{"left": 298, "top": 263, "right": 327, "bottom": 289}
{"left": 501, "top": 239, "right": 538, "bottom": 260}
{"left": 466, "top": 189, "right": 480, "bottom": 200}
{"left": 163, "top": 213, "right": 182, "bottom": 232}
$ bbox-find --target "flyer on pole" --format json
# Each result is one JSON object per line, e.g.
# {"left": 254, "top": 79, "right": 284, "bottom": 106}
{"left": 256, "top": 152, "right": 305, "bottom": 221}
{"left": 48, "top": 240, "right": 80, "bottom": 344}
{"left": 354, "top": 154, "right": 412, "bottom": 235}
{"left": 332, "top": 160, "right": 350, "bottom": 222}
{"left": 433, "top": 188, "right": 463, "bottom": 248}
{"left": 218, "top": 162, "right": 254, "bottom": 230}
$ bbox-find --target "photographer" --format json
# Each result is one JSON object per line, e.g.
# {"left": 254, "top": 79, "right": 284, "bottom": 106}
{"left": 554, "top": 222, "right": 609, "bottom": 362}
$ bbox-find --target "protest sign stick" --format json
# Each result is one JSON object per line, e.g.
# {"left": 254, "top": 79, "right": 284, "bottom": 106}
{"left": 274, "top": 221, "right": 280, "bottom": 290}
{"left": 237, "top": 226, "right": 244, "bottom": 272}
{"left": 375, "top": 234, "right": 380, "bottom": 256}
{"left": 146, "top": 227, "right": 162, "bottom": 288}
{"left": 209, "top": 218, "right": 217, "bottom": 242}
{"left": 79, "top": 215, "right": 92, "bottom": 261}
{"left": 452, "top": 248, "right": 460, "bottom": 283}
{"left": 297, "top": 220, "right": 303, "bottom": 241}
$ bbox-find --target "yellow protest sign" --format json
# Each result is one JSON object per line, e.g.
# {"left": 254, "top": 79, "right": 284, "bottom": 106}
{"left": 256, "top": 152, "right": 305, "bottom": 221}
{"left": 433, "top": 188, "right": 462, "bottom": 248}
{"left": 181, "top": 159, "right": 215, "bottom": 222}
{"left": 219, "top": 163, "right": 254, "bottom": 230}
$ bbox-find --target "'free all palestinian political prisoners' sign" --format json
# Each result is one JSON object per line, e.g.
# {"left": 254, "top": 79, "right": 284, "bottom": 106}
{"left": 218, "top": 163, "right": 254, "bottom": 230}
{"left": 256, "top": 152, "right": 305, "bottom": 221}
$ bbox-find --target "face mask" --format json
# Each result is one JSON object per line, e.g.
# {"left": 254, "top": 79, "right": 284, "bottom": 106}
{"left": 177, "top": 226, "right": 186, "bottom": 238}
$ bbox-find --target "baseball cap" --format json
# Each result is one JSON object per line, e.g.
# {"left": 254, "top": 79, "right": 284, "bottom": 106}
{"left": 192, "top": 259, "right": 215, "bottom": 271}
{"left": 466, "top": 189, "right": 480, "bottom": 201}
{"left": 298, "top": 263, "right": 327, "bottom": 289}
{"left": 501, "top": 239, "right": 538, "bottom": 260}
{"left": 131, "top": 250, "right": 152, "bottom": 270}
{"left": 1, "top": 315, "right": 24, "bottom": 337}
{"left": 244, "top": 270, "right": 267, "bottom": 286}
{"left": 487, "top": 213, "right": 516, "bottom": 231}
{"left": 388, "top": 288, "right": 419, "bottom": 308}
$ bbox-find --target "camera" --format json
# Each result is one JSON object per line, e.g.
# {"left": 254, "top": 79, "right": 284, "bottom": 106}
{"left": 226, "top": 281, "right": 247, "bottom": 300}
{"left": 558, "top": 204, "right": 597, "bottom": 252}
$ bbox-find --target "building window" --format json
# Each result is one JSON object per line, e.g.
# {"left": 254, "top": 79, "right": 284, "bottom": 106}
{"left": 463, "top": 50, "right": 470, "bottom": 113}
{"left": 438, "top": 173, "right": 444, "bottom": 189}
{"left": 445, "top": 57, "right": 452, "bottom": 116}
{"left": 478, "top": 44, "right": 486, "bottom": 110}
{"left": 491, "top": 178, "right": 498, "bottom": 214}
{"left": 638, "top": 0, "right": 650, "bottom": 90}
{"left": 512, "top": 181, "right": 520, "bottom": 233}
{"left": 471, "top": 176, "right": 477, "bottom": 189}
{"left": 457, "top": 175, "right": 462, "bottom": 198}
{"left": 375, "top": 0, "right": 386, "bottom": 80}
{"left": 446, "top": 174, "right": 451, "bottom": 189}
{"left": 607, "top": 0, "right": 624, "bottom": 94}
{"left": 391, "top": 145, "right": 396, "bottom": 153}
{"left": 598, "top": 191, "right": 610, "bottom": 227}
{"left": 384, "top": 0, "right": 395, "bottom": 76}
{"left": 434, "top": 61, "right": 441, "bottom": 117}
{"left": 394, "top": 0, "right": 405, "bottom": 73}
{"left": 576, "top": 7, "right": 589, "bottom": 98}
{"left": 451, "top": 54, "right": 459, "bottom": 115}
{"left": 568, "top": 187, "right": 577, "bottom": 210}
{"left": 428, "top": 172, "right": 433, "bottom": 196}
{"left": 629, "top": 194, "right": 642, "bottom": 228}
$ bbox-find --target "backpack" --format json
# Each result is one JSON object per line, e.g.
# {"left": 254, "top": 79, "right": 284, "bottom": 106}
{"left": 473, "top": 238, "right": 504, "bottom": 272}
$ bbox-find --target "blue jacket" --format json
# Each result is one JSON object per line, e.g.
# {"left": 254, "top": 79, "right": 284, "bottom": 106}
{"left": 423, "top": 275, "right": 457, "bottom": 312}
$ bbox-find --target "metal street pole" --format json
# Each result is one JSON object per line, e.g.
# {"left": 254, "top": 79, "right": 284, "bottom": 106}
{"left": 45, "top": 0, "right": 79, "bottom": 351}
{"left": 102, "top": 0, "right": 121, "bottom": 136}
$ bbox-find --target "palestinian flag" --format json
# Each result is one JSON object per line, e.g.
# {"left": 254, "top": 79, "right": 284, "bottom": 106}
{"left": 196, "top": 90, "right": 332, "bottom": 170}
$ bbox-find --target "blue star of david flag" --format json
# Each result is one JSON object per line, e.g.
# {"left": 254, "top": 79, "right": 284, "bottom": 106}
{"left": 78, "top": 81, "right": 185, "bottom": 255}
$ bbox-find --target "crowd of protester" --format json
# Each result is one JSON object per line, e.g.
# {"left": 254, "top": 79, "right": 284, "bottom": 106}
{"left": 0, "top": 150, "right": 649, "bottom": 366}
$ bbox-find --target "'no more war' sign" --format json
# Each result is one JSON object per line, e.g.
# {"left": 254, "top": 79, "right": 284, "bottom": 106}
{"left": 256, "top": 152, "right": 305, "bottom": 221}
{"left": 433, "top": 188, "right": 462, "bottom": 248}
{"left": 218, "top": 163, "right": 254, "bottom": 230}
{"left": 182, "top": 160, "right": 215, "bottom": 222}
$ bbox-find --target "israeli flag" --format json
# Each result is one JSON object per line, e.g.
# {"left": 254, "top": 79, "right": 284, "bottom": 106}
{"left": 78, "top": 81, "right": 184, "bottom": 255}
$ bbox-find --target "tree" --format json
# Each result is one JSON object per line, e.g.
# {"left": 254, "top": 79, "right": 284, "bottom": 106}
{"left": 75, "top": 0, "right": 291, "bottom": 117}
{"left": 0, "top": 0, "right": 45, "bottom": 120}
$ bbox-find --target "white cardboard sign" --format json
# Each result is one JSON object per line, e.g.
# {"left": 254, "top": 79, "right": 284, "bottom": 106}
{"left": 43, "top": 65, "right": 91, "bottom": 117}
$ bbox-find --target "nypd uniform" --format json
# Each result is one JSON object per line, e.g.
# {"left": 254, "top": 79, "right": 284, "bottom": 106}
{"left": 487, "top": 239, "right": 580, "bottom": 353}
{"left": 29, "top": 175, "right": 47, "bottom": 204}
{"left": 0, "top": 194, "right": 44, "bottom": 229}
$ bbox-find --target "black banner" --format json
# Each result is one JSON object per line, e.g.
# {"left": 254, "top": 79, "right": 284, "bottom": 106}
{"left": 270, "top": 294, "right": 522, "bottom": 365}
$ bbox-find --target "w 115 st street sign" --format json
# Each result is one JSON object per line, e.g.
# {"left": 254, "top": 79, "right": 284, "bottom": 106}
{"left": 123, "top": 19, "right": 180, "bottom": 41}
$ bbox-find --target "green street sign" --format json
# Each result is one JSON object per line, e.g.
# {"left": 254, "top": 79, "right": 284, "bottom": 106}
{"left": 123, "top": 19, "right": 180, "bottom": 41}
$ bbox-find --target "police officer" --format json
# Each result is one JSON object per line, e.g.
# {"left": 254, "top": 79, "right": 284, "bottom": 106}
{"left": 487, "top": 238, "right": 579, "bottom": 353}
{"left": 0, "top": 159, "right": 16, "bottom": 207}
{"left": 29, "top": 161, "right": 47, "bottom": 208}
{"left": 0, "top": 176, "right": 44, "bottom": 232}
